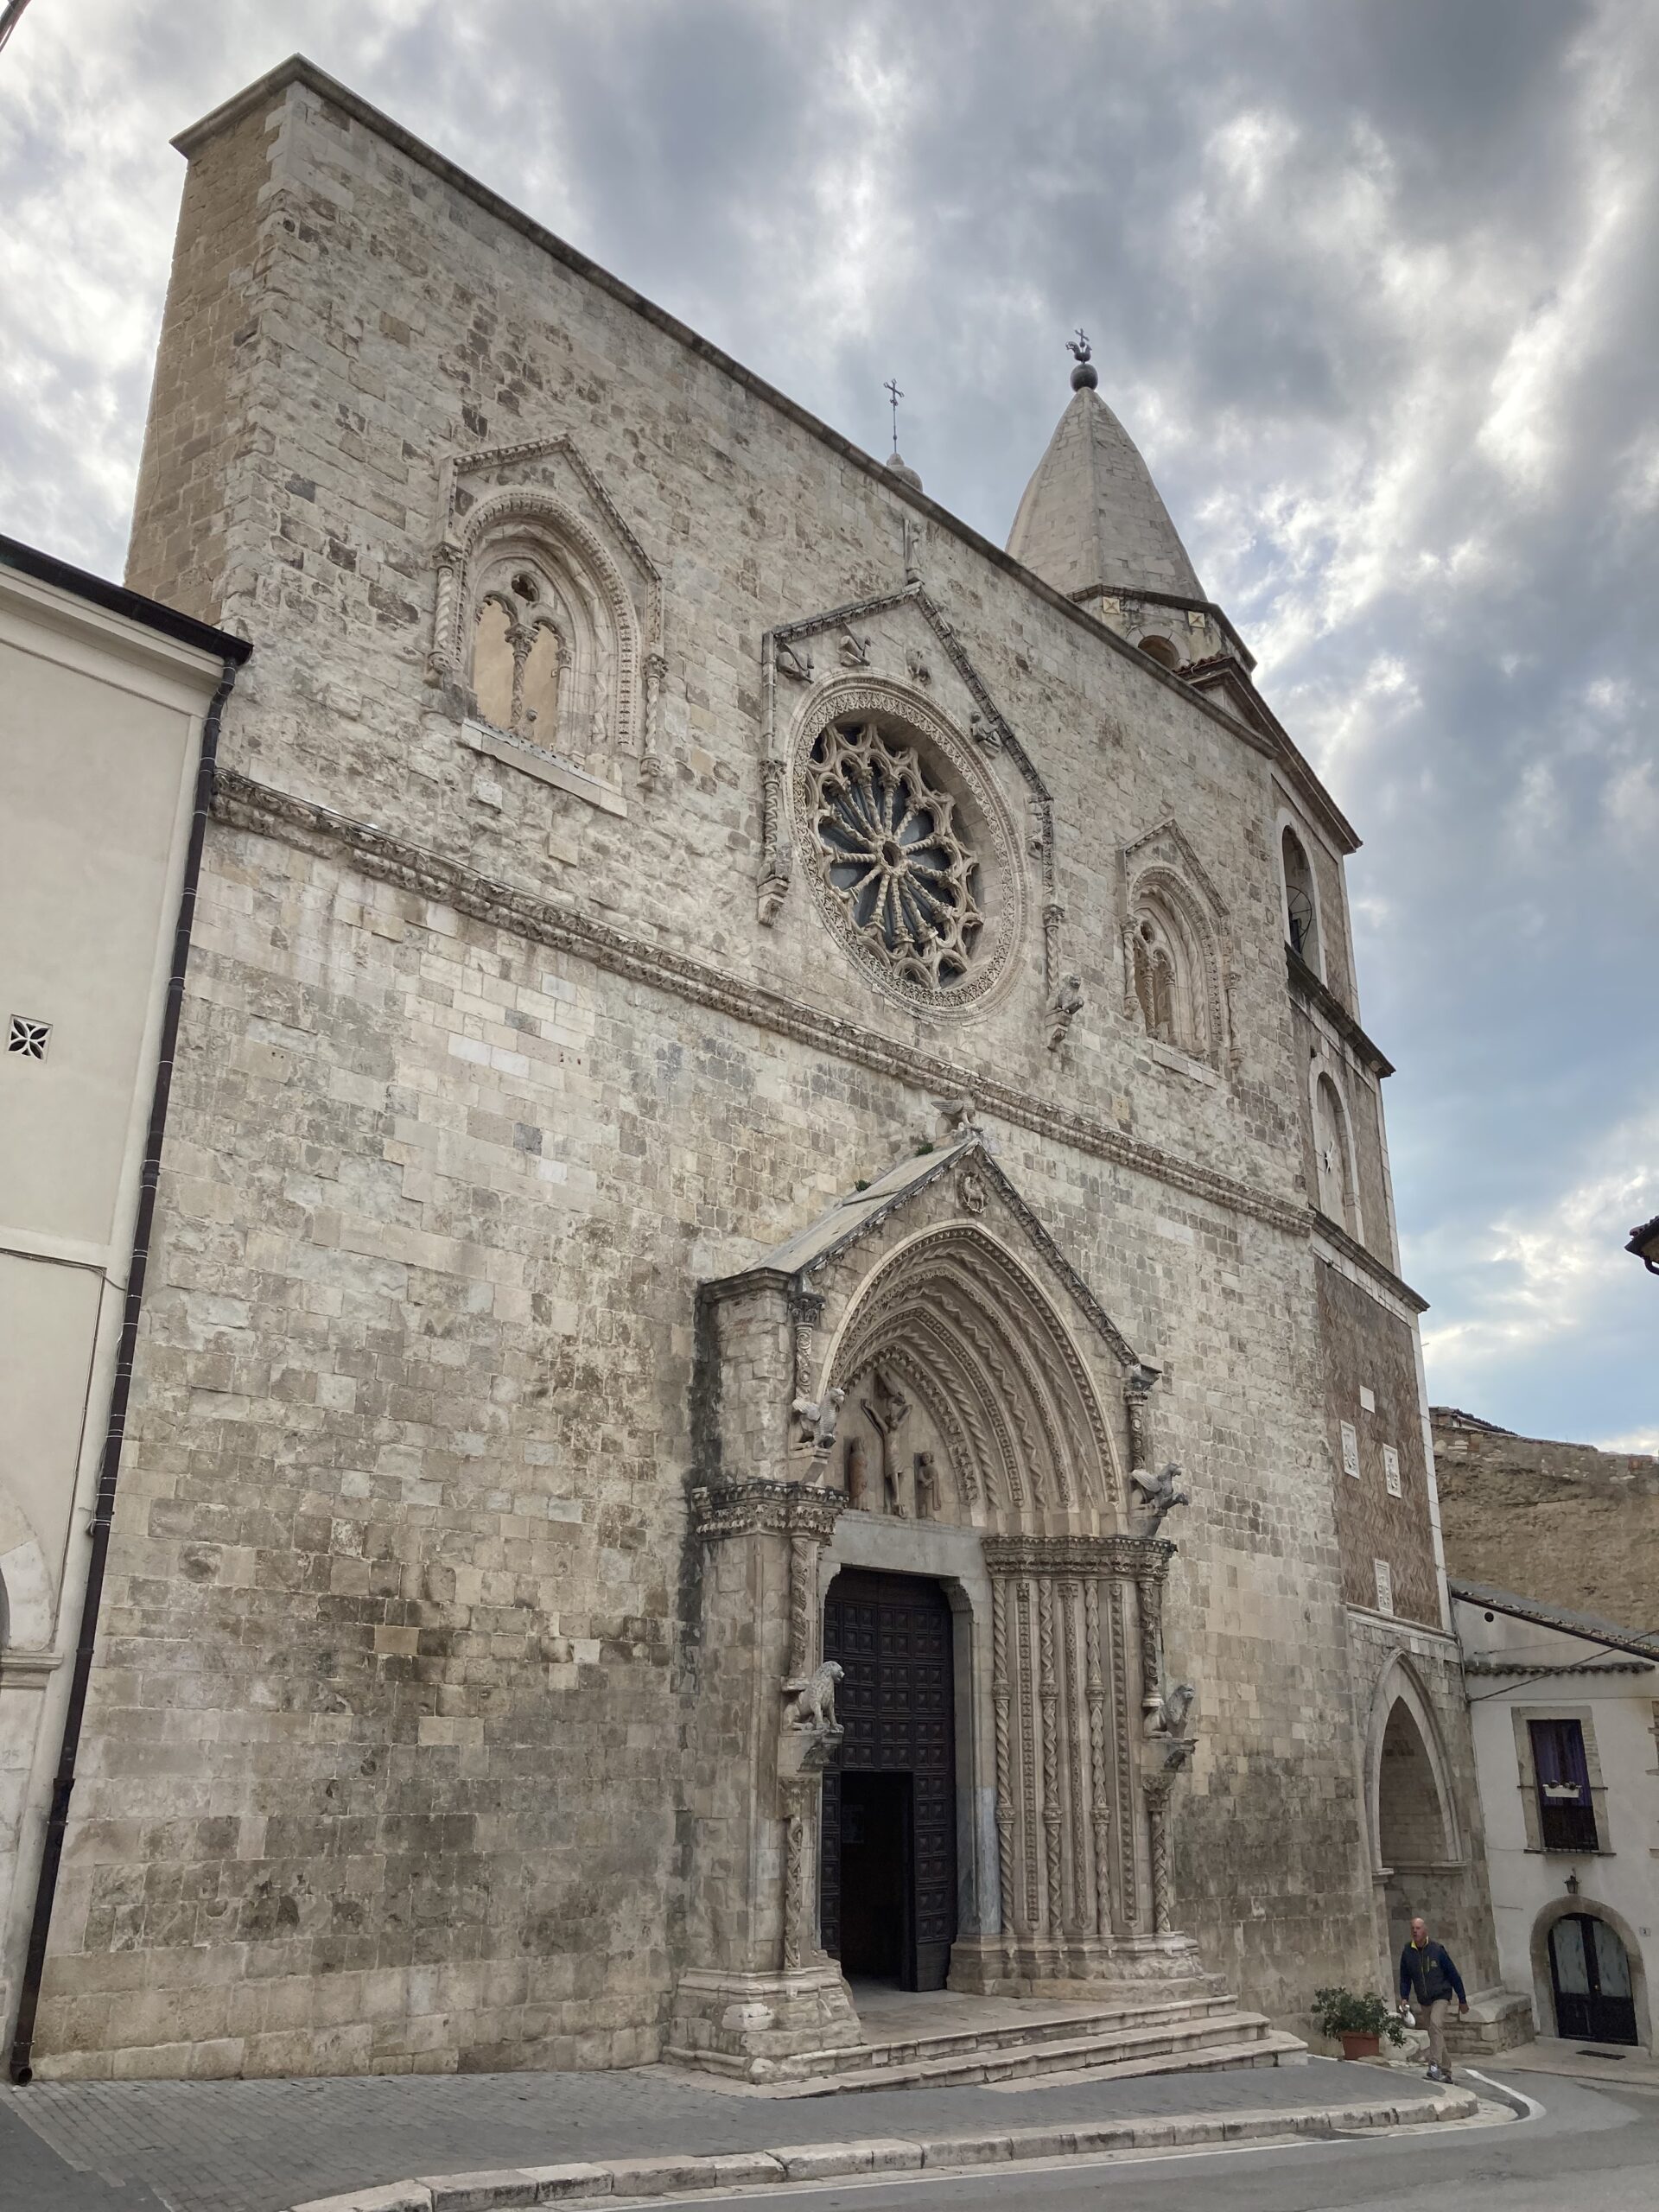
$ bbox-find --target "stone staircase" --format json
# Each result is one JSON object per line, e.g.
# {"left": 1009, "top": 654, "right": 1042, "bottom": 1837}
{"left": 724, "top": 1987, "right": 1306, "bottom": 2095}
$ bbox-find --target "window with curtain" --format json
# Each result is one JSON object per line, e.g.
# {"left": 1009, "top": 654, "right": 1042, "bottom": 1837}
{"left": 1529, "top": 1717, "right": 1598, "bottom": 1851}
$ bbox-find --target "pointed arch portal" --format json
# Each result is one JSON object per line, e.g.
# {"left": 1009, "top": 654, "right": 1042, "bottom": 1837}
{"left": 674, "top": 1135, "right": 1213, "bottom": 2074}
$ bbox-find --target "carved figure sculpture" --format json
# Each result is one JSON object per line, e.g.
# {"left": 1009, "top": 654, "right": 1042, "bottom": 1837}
{"left": 1046, "top": 973, "right": 1084, "bottom": 1052}
{"left": 791, "top": 1659, "right": 843, "bottom": 1732}
{"left": 844, "top": 1435, "right": 870, "bottom": 1511}
{"left": 914, "top": 1449, "right": 942, "bottom": 1520}
{"left": 861, "top": 1368, "right": 912, "bottom": 1516}
{"left": 1131, "top": 1460, "right": 1191, "bottom": 1534}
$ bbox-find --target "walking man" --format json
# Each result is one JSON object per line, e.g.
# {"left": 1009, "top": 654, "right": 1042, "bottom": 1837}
{"left": 1398, "top": 1915, "right": 1468, "bottom": 2081}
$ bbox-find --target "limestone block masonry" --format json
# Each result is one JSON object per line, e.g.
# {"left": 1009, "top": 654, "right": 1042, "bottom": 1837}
{"left": 17, "top": 55, "right": 1502, "bottom": 2078}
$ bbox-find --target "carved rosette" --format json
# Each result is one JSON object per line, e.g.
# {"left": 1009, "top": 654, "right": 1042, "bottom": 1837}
{"left": 788, "top": 678, "right": 1027, "bottom": 1022}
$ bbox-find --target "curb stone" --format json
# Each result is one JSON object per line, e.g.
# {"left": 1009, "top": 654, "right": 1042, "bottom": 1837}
{"left": 289, "top": 2087, "right": 1479, "bottom": 2209}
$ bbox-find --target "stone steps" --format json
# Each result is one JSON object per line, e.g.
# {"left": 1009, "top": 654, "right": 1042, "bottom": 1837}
{"left": 726, "top": 1993, "right": 1306, "bottom": 2096}
{"left": 804, "top": 2017, "right": 1297, "bottom": 2096}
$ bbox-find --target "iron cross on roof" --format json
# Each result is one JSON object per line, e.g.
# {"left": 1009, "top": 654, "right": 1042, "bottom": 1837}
{"left": 884, "top": 378, "right": 904, "bottom": 448}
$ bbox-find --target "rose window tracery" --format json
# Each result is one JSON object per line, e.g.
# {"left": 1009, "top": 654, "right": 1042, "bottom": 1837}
{"left": 804, "top": 719, "right": 983, "bottom": 989}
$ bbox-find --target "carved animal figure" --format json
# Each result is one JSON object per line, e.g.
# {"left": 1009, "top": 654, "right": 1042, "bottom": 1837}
{"left": 793, "top": 1386, "right": 845, "bottom": 1454}
{"left": 793, "top": 1660, "right": 843, "bottom": 1731}
{"left": 1161, "top": 1682, "right": 1197, "bottom": 1738}
{"left": 1131, "top": 1460, "right": 1191, "bottom": 1532}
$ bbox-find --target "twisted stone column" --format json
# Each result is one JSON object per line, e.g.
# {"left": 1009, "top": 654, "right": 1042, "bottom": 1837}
{"left": 990, "top": 1575, "right": 1017, "bottom": 1936}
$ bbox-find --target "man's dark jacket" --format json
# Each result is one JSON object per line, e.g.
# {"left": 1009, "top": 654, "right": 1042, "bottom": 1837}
{"left": 1399, "top": 1938, "right": 1467, "bottom": 2007}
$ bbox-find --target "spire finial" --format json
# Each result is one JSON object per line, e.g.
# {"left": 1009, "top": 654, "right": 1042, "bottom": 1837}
{"left": 882, "top": 375, "right": 922, "bottom": 491}
{"left": 1065, "top": 327, "right": 1098, "bottom": 391}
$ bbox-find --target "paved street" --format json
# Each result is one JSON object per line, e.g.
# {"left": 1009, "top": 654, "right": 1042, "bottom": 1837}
{"left": 0, "top": 2059, "right": 1373, "bottom": 2212}
{"left": 0, "top": 2060, "right": 1651, "bottom": 2212}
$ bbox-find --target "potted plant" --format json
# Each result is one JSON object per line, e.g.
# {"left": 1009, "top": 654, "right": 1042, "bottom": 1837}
{"left": 1312, "top": 1986, "right": 1409, "bottom": 2061}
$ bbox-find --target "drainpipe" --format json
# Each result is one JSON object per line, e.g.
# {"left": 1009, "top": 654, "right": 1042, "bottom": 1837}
{"left": 9, "top": 652, "right": 242, "bottom": 2084}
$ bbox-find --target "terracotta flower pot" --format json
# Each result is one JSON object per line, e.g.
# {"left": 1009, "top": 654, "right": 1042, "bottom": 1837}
{"left": 1339, "top": 2031, "right": 1382, "bottom": 2059}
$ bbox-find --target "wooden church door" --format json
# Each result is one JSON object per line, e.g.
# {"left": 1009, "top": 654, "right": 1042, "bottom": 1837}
{"left": 819, "top": 1570, "right": 957, "bottom": 1991}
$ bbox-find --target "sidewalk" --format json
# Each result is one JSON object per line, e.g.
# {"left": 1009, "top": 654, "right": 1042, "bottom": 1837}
{"left": 0, "top": 2056, "right": 1477, "bottom": 2212}
{"left": 1482, "top": 2035, "right": 1659, "bottom": 2092}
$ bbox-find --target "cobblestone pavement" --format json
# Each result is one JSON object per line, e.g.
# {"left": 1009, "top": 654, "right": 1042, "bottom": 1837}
{"left": 0, "top": 2059, "right": 1388, "bottom": 2212}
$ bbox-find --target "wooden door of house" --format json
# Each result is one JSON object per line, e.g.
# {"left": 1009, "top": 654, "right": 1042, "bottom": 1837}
{"left": 1549, "top": 1914, "right": 1639, "bottom": 2046}
{"left": 819, "top": 1570, "right": 957, "bottom": 1991}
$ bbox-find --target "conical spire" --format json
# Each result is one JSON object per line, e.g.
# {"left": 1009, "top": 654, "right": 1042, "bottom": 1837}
{"left": 1007, "top": 336, "right": 1205, "bottom": 602}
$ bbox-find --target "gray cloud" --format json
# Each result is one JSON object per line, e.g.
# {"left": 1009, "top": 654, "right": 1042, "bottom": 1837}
{"left": 1, "top": 0, "right": 1652, "bottom": 1441}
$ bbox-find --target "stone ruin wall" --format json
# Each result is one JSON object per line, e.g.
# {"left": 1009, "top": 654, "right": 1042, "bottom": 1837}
{"left": 1432, "top": 1411, "right": 1659, "bottom": 1628}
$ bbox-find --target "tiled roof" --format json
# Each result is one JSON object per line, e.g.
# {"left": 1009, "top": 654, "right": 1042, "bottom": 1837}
{"left": 1449, "top": 1580, "right": 1659, "bottom": 1662}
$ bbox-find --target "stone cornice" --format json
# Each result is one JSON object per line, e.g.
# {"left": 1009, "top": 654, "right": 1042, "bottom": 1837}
{"left": 981, "top": 1533, "right": 1175, "bottom": 1582}
{"left": 212, "top": 770, "right": 1313, "bottom": 1237}
{"left": 1287, "top": 948, "right": 1394, "bottom": 1077}
{"left": 175, "top": 55, "right": 1360, "bottom": 877}
{"left": 1311, "top": 1214, "right": 1429, "bottom": 1316}
{"left": 689, "top": 1479, "right": 844, "bottom": 1544}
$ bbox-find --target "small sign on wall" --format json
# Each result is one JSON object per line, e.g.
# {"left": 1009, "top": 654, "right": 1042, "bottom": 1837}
{"left": 1373, "top": 1559, "right": 1394, "bottom": 1615}
{"left": 1382, "top": 1445, "right": 1402, "bottom": 1497}
{"left": 1340, "top": 1421, "right": 1360, "bottom": 1478}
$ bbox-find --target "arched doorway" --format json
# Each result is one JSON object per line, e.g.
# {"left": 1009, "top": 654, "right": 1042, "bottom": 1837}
{"left": 1547, "top": 1913, "right": 1639, "bottom": 2046}
{"left": 1368, "top": 1667, "right": 1459, "bottom": 1964}
{"left": 819, "top": 1570, "right": 957, "bottom": 1991}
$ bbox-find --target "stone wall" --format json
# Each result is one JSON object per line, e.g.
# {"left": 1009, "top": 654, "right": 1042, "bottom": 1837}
{"left": 22, "top": 58, "right": 1464, "bottom": 2075}
{"left": 1433, "top": 1411, "right": 1659, "bottom": 1626}
{"left": 1319, "top": 1264, "right": 1439, "bottom": 1629}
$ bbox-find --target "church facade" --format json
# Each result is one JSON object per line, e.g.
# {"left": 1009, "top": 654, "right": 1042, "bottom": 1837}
{"left": 9, "top": 57, "right": 1508, "bottom": 2080}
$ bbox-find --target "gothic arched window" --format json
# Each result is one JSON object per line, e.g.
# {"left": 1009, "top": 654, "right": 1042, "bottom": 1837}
{"left": 1127, "top": 877, "right": 1220, "bottom": 1068}
{"left": 472, "top": 567, "right": 568, "bottom": 743}
{"left": 1281, "top": 826, "right": 1321, "bottom": 972}
{"left": 1314, "top": 1070, "right": 1358, "bottom": 1235}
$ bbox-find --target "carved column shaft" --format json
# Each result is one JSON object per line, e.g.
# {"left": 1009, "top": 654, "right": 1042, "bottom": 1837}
{"left": 1110, "top": 1580, "right": 1137, "bottom": 1923}
{"left": 1144, "top": 1776, "right": 1176, "bottom": 1935}
{"left": 1123, "top": 1365, "right": 1157, "bottom": 1474}
{"left": 1037, "top": 1576, "right": 1063, "bottom": 1935}
{"left": 1138, "top": 1573, "right": 1165, "bottom": 1732}
{"left": 1017, "top": 1578, "right": 1040, "bottom": 1935}
{"left": 787, "top": 1534, "right": 815, "bottom": 1683}
{"left": 1061, "top": 1577, "right": 1090, "bottom": 1936}
{"left": 780, "top": 1776, "right": 818, "bottom": 1971}
{"left": 989, "top": 1575, "right": 1017, "bottom": 1938}
{"left": 1084, "top": 1577, "right": 1112, "bottom": 1937}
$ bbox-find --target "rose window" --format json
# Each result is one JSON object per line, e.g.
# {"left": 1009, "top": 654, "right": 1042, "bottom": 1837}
{"left": 805, "top": 720, "right": 983, "bottom": 989}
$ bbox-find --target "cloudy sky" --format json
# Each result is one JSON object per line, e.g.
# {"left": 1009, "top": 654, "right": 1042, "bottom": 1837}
{"left": 2, "top": 0, "right": 1654, "bottom": 1447}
